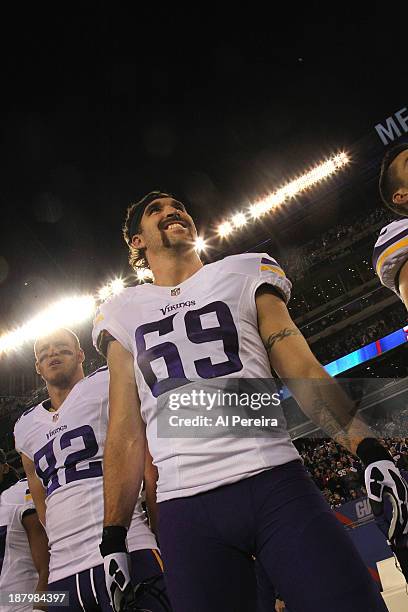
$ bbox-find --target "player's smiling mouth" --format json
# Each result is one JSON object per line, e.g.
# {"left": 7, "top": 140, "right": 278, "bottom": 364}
{"left": 165, "top": 222, "right": 186, "bottom": 230}
{"left": 161, "top": 218, "right": 188, "bottom": 231}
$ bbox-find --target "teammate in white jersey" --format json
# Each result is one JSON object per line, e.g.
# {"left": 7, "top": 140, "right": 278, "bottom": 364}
{"left": 375, "top": 141, "right": 408, "bottom": 307}
{"left": 0, "top": 450, "right": 49, "bottom": 612}
{"left": 93, "top": 191, "right": 407, "bottom": 611}
{"left": 14, "top": 329, "right": 170, "bottom": 612}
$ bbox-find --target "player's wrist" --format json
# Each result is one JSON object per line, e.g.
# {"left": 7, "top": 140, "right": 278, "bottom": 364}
{"left": 356, "top": 437, "right": 393, "bottom": 467}
{"left": 100, "top": 525, "right": 128, "bottom": 556}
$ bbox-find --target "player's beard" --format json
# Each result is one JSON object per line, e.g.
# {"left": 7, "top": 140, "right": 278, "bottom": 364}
{"left": 159, "top": 226, "right": 195, "bottom": 250}
{"left": 46, "top": 362, "right": 78, "bottom": 389}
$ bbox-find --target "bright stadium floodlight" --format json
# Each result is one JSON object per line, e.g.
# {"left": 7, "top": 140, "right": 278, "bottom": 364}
{"left": 194, "top": 236, "right": 207, "bottom": 252}
{"left": 136, "top": 268, "right": 154, "bottom": 282}
{"left": 231, "top": 212, "right": 247, "bottom": 228}
{"left": 110, "top": 278, "right": 125, "bottom": 295}
{"left": 98, "top": 284, "right": 112, "bottom": 301}
{"left": 249, "top": 203, "right": 263, "bottom": 219}
{"left": 0, "top": 295, "right": 96, "bottom": 355}
{"left": 218, "top": 221, "right": 233, "bottom": 238}
{"left": 218, "top": 151, "right": 350, "bottom": 236}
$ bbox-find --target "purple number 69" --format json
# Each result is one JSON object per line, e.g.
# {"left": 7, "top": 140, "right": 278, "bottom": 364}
{"left": 136, "top": 300, "right": 243, "bottom": 397}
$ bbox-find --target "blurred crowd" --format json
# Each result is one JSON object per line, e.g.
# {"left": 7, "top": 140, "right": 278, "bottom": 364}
{"left": 282, "top": 207, "right": 394, "bottom": 282}
{"left": 311, "top": 303, "right": 407, "bottom": 365}
{"left": 296, "top": 437, "right": 408, "bottom": 509}
{"left": 300, "top": 286, "right": 393, "bottom": 338}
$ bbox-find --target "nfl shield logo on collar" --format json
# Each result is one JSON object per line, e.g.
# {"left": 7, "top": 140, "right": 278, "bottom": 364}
{"left": 52, "top": 413, "right": 59, "bottom": 422}
{"left": 171, "top": 288, "right": 180, "bottom": 296}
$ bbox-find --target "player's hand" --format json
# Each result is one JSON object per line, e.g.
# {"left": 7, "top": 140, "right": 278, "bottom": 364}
{"left": 357, "top": 439, "right": 408, "bottom": 550}
{"left": 365, "top": 459, "right": 408, "bottom": 546}
{"left": 100, "top": 526, "right": 135, "bottom": 612}
{"left": 103, "top": 551, "right": 136, "bottom": 611}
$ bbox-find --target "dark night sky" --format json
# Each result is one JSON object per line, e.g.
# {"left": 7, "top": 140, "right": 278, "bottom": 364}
{"left": 0, "top": 6, "right": 405, "bottom": 335}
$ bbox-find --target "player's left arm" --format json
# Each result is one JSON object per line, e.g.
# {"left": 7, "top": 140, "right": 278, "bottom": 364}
{"left": 256, "top": 287, "right": 374, "bottom": 455}
{"left": 22, "top": 511, "right": 49, "bottom": 607}
{"left": 144, "top": 444, "right": 159, "bottom": 537}
{"left": 257, "top": 287, "right": 408, "bottom": 560}
{"left": 399, "top": 260, "right": 408, "bottom": 308}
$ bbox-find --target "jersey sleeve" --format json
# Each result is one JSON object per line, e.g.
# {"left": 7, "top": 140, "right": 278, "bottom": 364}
{"left": 13, "top": 410, "right": 35, "bottom": 460}
{"left": 92, "top": 291, "right": 134, "bottom": 357}
{"left": 222, "top": 253, "right": 292, "bottom": 304}
{"left": 373, "top": 219, "right": 408, "bottom": 296}
{"left": 17, "top": 481, "right": 36, "bottom": 523}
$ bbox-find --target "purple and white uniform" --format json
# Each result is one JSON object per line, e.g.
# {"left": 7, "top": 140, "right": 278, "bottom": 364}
{"left": 14, "top": 367, "right": 157, "bottom": 585}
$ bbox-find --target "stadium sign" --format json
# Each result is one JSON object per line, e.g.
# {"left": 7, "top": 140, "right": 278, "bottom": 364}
{"left": 374, "top": 105, "right": 408, "bottom": 145}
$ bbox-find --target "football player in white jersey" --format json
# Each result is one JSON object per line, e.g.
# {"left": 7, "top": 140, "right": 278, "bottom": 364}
{"left": 375, "top": 141, "right": 408, "bottom": 308}
{"left": 93, "top": 191, "right": 407, "bottom": 612}
{"left": 14, "top": 329, "right": 170, "bottom": 612}
{"left": 0, "top": 449, "right": 49, "bottom": 612}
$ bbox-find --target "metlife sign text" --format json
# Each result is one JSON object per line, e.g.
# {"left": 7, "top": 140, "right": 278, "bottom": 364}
{"left": 374, "top": 105, "right": 408, "bottom": 145}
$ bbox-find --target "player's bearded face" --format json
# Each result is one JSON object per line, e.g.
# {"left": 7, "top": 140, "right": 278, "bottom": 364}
{"left": 392, "top": 150, "right": 408, "bottom": 214}
{"left": 35, "top": 333, "right": 83, "bottom": 387}
{"left": 135, "top": 198, "right": 197, "bottom": 255}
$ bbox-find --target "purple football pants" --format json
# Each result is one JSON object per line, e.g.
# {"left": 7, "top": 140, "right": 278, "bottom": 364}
{"left": 158, "top": 460, "right": 387, "bottom": 612}
{"left": 48, "top": 548, "right": 166, "bottom": 611}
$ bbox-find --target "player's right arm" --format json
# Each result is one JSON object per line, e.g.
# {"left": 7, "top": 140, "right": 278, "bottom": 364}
{"left": 20, "top": 453, "right": 47, "bottom": 528}
{"left": 99, "top": 338, "right": 147, "bottom": 611}
{"left": 103, "top": 339, "right": 146, "bottom": 529}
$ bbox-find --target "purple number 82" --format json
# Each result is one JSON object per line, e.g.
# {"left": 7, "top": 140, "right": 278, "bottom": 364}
{"left": 33, "top": 425, "right": 102, "bottom": 496}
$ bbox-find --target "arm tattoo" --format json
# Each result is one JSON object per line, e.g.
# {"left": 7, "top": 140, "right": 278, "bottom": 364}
{"left": 263, "top": 328, "right": 301, "bottom": 356}
{"left": 311, "top": 397, "right": 352, "bottom": 448}
{"left": 309, "top": 392, "right": 368, "bottom": 454}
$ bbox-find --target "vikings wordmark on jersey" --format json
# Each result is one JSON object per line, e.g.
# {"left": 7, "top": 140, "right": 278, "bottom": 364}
{"left": 92, "top": 253, "right": 300, "bottom": 503}
{"left": 14, "top": 367, "right": 156, "bottom": 583}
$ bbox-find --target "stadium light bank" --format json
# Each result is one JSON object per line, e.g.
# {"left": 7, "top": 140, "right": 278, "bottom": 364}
{"left": 0, "top": 151, "right": 350, "bottom": 356}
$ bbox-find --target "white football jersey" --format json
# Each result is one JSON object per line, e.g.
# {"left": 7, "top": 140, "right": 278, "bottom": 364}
{"left": 0, "top": 479, "right": 38, "bottom": 612}
{"left": 373, "top": 218, "right": 408, "bottom": 297}
{"left": 14, "top": 367, "right": 157, "bottom": 583}
{"left": 93, "top": 253, "right": 300, "bottom": 503}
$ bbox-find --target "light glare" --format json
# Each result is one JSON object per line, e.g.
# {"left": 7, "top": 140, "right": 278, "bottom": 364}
{"left": 232, "top": 213, "right": 247, "bottom": 228}
{"left": 218, "top": 221, "right": 233, "bottom": 238}
{"left": 217, "top": 151, "right": 350, "bottom": 237}
{"left": 194, "top": 236, "right": 207, "bottom": 252}
{"left": 0, "top": 295, "right": 96, "bottom": 355}
{"left": 111, "top": 278, "right": 125, "bottom": 295}
{"left": 136, "top": 268, "right": 154, "bottom": 282}
{"left": 98, "top": 285, "right": 112, "bottom": 301}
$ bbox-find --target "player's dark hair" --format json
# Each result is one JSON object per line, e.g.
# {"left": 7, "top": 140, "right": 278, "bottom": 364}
{"left": 123, "top": 191, "right": 173, "bottom": 271}
{"left": 379, "top": 142, "right": 408, "bottom": 214}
